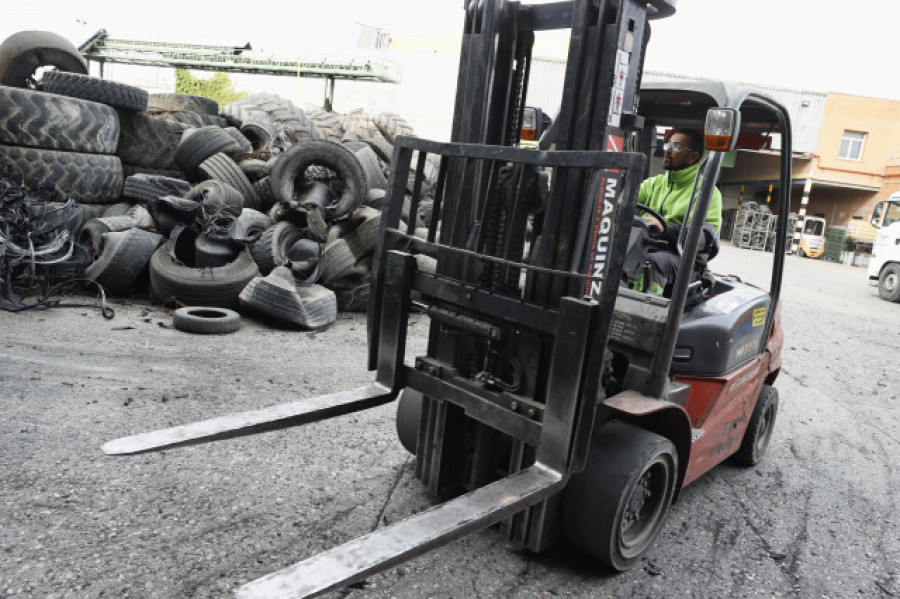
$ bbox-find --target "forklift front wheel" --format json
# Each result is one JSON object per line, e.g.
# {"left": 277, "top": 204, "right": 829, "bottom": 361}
{"left": 396, "top": 388, "right": 423, "bottom": 454}
{"left": 562, "top": 421, "right": 677, "bottom": 571}
{"left": 732, "top": 385, "right": 779, "bottom": 466}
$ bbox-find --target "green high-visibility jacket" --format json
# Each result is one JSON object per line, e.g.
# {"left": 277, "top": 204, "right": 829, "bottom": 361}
{"left": 638, "top": 162, "right": 722, "bottom": 235}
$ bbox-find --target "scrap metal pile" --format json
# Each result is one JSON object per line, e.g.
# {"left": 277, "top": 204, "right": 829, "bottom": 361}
{"left": 0, "top": 163, "right": 113, "bottom": 315}
{"left": 0, "top": 30, "right": 436, "bottom": 329}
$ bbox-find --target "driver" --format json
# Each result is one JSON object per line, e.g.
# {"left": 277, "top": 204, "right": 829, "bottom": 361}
{"left": 636, "top": 129, "right": 722, "bottom": 294}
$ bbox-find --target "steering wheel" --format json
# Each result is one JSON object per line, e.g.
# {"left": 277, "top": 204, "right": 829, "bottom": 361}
{"left": 635, "top": 203, "right": 669, "bottom": 236}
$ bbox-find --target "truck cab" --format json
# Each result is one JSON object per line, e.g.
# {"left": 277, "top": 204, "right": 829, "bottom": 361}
{"left": 867, "top": 192, "right": 900, "bottom": 301}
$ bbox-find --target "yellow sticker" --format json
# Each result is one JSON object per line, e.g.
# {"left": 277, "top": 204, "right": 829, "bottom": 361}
{"left": 752, "top": 307, "right": 766, "bottom": 326}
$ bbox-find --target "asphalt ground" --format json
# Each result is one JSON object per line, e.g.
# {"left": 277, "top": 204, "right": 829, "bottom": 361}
{"left": 0, "top": 243, "right": 898, "bottom": 598}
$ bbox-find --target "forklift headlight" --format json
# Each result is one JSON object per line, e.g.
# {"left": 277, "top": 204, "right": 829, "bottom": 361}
{"left": 704, "top": 108, "right": 740, "bottom": 152}
{"left": 521, "top": 107, "right": 538, "bottom": 141}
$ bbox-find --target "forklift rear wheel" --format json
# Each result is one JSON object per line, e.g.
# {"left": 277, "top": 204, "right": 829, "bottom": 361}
{"left": 562, "top": 421, "right": 677, "bottom": 571}
{"left": 733, "top": 385, "right": 779, "bottom": 466}
{"left": 396, "top": 388, "right": 423, "bottom": 454}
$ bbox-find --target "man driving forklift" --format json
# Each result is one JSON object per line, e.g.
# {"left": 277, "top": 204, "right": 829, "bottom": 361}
{"left": 635, "top": 128, "right": 723, "bottom": 294}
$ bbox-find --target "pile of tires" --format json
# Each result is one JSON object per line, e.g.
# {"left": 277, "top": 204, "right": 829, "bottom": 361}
{"left": 0, "top": 30, "right": 439, "bottom": 329}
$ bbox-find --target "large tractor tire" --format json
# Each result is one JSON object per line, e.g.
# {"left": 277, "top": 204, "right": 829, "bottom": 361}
{"left": 40, "top": 70, "right": 148, "bottom": 112}
{"left": 0, "top": 144, "right": 123, "bottom": 204}
{"left": 0, "top": 87, "right": 119, "bottom": 154}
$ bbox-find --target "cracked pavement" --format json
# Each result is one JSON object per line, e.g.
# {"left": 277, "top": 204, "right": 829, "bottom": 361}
{"left": 0, "top": 244, "right": 898, "bottom": 598}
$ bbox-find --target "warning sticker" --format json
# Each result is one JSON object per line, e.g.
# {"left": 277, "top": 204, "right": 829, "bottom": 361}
{"left": 752, "top": 307, "right": 766, "bottom": 326}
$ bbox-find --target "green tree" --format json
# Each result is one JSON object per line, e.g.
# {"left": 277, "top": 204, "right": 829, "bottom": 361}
{"left": 174, "top": 69, "right": 248, "bottom": 106}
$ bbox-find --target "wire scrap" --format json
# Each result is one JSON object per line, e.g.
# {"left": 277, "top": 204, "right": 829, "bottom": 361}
{"left": 0, "top": 164, "right": 113, "bottom": 318}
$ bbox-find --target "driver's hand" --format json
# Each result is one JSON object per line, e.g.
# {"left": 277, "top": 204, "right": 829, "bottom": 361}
{"left": 642, "top": 215, "right": 663, "bottom": 234}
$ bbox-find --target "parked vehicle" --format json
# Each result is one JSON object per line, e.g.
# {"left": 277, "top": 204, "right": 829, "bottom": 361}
{"left": 798, "top": 215, "right": 826, "bottom": 258}
{"left": 867, "top": 192, "right": 900, "bottom": 301}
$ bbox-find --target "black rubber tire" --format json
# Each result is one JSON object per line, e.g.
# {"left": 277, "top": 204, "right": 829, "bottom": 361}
{"left": 174, "top": 126, "right": 242, "bottom": 173}
{"left": 249, "top": 221, "right": 305, "bottom": 275}
{"left": 237, "top": 158, "right": 269, "bottom": 181}
{"left": 116, "top": 111, "right": 190, "bottom": 170}
{"left": 84, "top": 228, "right": 164, "bottom": 296}
{"left": 733, "top": 385, "right": 779, "bottom": 466}
{"left": 320, "top": 239, "right": 357, "bottom": 284}
{"left": 197, "top": 153, "right": 260, "bottom": 209}
{"left": 239, "top": 109, "right": 279, "bottom": 148}
{"left": 307, "top": 108, "right": 345, "bottom": 142}
{"left": 252, "top": 176, "right": 277, "bottom": 212}
{"left": 229, "top": 208, "right": 272, "bottom": 244}
{"left": 363, "top": 137, "right": 394, "bottom": 164}
{"left": 122, "top": 164, "right": 186, "bottom": 180}
{"left": 342, "top": 109, "right": 381, "bottom": 140}
{"left": 0, "top": 86, "right": 120, "bottom": 154}
{"left": 173, "top": 306, "right": 241, "bottom": 334}
{"left": 342, "top": 206, "right": 381, "bottom": 259}
{"left": 275, "top": 109, "right": 321, "bottom": 143}
{"left": 0, "top": 30, "right": 87, "bottom": 88}
{"left": 353, "top": 145, "right": 387, "bottom": 191}
{"left": 194, "top": 235, "right": 240, "bottom": 268}
{"left": 122, "top": 174, "right": 191, "bottom": 204}
{"left": 270, "top": 140, "right": 367, "bottom": 220}
{"left": 146, "top": 109, "right": 227, "bottom": 128}
{"left": 238, "top": 269, "right": 336, "bottom": 330}
{"left": 562, "top": 421, "right": 678, "bottom": 571}
{"left": 0, "top": 144, "right": 123, "bottom": 204}
{"left": 395, "top": 388, "right": 423, "bottom": 454}
{"left": 149, "top": 246, "right": 259, "bottom": 309}
{"left": 373, "top": 111, "right": 415, "bottom": 143}
{"left": 224, "top": 127, "right": 253, "bottom": 153}
{"left": 146, "top": 93, "right": 219, "bottom": 115}
{"left": 877, "top": 263, "right": 900, "bottom": 302}
{"left": 40, "top": 70, "right": 148, "bottom": 112}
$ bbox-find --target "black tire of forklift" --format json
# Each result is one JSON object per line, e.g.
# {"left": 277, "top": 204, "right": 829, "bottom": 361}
{"left": 561, "top": 420, "right": 678, "bottom": 571}
{"left": 396, "top": 388, "right": 424, "bottom": 455}
{"left": 732, "top": 385, "right": 779, "bottom": 466}
{"left": 877, "top": 263, "right": 900, "bottom": 302}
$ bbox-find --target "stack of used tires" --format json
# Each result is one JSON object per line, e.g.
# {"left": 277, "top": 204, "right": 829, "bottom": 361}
{"left": 0, "top": 30, "right": 440, "bottom": 329}
{"left": 0, "top": 32, "right": 126, "bottom": 219}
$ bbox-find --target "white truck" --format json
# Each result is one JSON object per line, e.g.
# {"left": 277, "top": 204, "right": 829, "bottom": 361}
{"left": 867, "top": 192, "right": 900, "bottom": 302}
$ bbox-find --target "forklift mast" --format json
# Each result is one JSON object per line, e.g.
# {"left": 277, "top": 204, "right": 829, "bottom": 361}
{"left": 104, "top": 2, "right": 690, "bottom": 596}
{"left": 364, "top": 0, "right": 677, "bottom": 561}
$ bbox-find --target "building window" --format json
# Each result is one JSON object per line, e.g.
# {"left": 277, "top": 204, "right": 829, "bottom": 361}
{"left": 839, "top": 130, "right": 866, "bottom": 160}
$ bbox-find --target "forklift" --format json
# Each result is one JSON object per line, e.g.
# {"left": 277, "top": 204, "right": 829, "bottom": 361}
{"left": 103, "top": 0, "right": 793, "bottom": 596}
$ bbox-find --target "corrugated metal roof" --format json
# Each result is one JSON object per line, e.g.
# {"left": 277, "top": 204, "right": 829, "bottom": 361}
{"left": 643, "top": 71, "right": 826, "bottom": 153}
{"left": 524, "top": 59, "right": 826, "bottom": 154}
